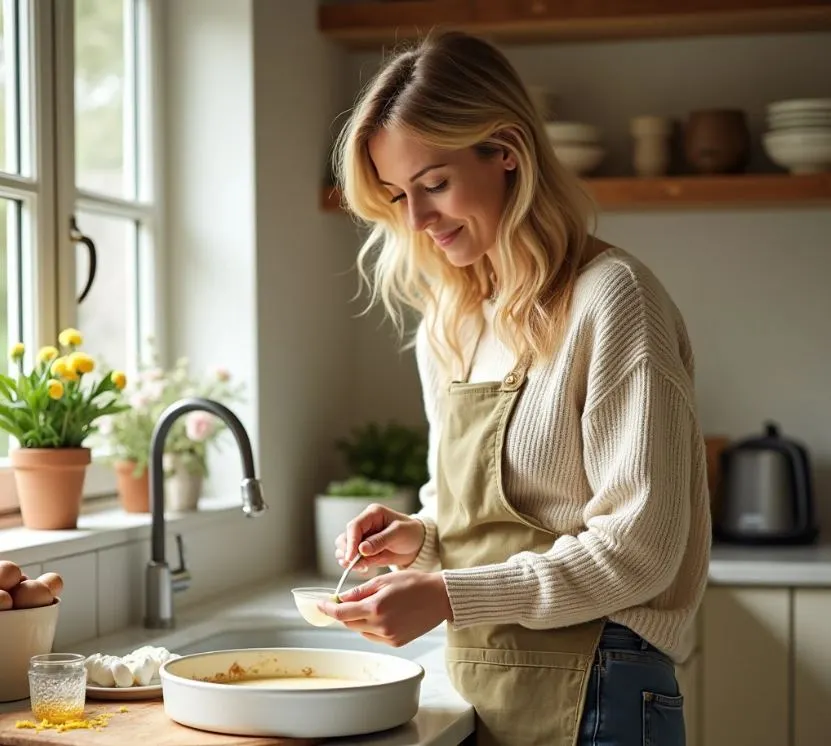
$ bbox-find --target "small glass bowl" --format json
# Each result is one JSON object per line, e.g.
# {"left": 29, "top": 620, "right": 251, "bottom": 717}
{"left": 291, "top": 587, "right": 340, "bottom": 627}
{"left": 28, "top": 653, "right": 87, "bottom": 723}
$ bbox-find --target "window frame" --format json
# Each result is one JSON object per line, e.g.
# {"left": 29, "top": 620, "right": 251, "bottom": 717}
{"left": 0, "top": 0, "right": 165, "bottom": 513}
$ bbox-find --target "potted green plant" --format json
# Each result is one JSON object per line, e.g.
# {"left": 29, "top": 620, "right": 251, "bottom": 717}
{"left": 98, "top": 347, "right": 245, "bottom": 513}
{"left": 0, "top": 329, "right": 128, "bottom": 529}
{"left": 314, "top": 421, "right": 428, "bottom": 578}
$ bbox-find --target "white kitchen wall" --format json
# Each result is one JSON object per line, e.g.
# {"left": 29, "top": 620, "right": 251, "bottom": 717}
{"left": 342, "top": 33, "right": 831, "bottom": 534}
{"left": 250, "top": 0, "right": 357, "bottom": 571}
{"left": 164, "top": 0, "right": 358, "bottom": 575}
{"left": 163, "top": 0, "right": 260, "bottom": 504}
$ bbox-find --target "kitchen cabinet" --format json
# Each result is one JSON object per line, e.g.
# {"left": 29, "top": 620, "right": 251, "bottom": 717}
{"left": 701, "top": 587, "right": 790, "bottom": 746}
{"left": 318, "top": 0, "right": 831, "bottom": 47}
{"left": 793, "top": 589, "right": 831, "bottom": 746}
{"left": 700, "top": 585, "right": 831, "bottom": 746}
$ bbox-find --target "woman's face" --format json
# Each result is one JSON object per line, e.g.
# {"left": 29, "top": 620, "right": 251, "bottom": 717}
{"left": 368, "top": 126, "right": 516, "bottom": 269}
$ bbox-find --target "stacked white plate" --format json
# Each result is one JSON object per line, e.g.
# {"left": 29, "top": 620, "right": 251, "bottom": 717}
{"left": 763, "top": 98, "right": 831, "bottom": 174}
{"left": 544, "top": 121, "right": 605, "bottom": 176}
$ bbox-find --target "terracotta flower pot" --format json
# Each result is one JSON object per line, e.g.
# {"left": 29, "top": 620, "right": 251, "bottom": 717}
{"left": 10, "top": 448, "right": 91, "bottom": 530}
{"left": 114, "top": 460, "right": 150, "bottom": 513}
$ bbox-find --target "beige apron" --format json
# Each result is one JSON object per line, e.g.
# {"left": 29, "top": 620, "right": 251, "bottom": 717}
{"left": 436, "top": 350, "right": 605, "bottom": 746}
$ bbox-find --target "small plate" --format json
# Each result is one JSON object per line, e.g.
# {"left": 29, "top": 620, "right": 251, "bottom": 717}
{"left": 86, "top": 681, "right": 162, "bottom": 701}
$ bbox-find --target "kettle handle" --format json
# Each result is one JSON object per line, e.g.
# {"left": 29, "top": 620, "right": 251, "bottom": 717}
{"left": 778, "top": 438, "right": 812, "bottom": 530}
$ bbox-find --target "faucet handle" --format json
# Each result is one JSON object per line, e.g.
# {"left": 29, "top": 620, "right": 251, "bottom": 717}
{"left": 172, "top": 533, "right": 191, "bottom": 593}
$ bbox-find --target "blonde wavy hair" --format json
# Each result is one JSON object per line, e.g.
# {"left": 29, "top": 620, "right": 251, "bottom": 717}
{"left": 333, "top": 30, "right": 596, "bottom": 376}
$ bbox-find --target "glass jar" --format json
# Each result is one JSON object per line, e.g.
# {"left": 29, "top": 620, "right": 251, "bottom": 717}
{"left": 28, "top": 653, "right": 87, "bottom": 723}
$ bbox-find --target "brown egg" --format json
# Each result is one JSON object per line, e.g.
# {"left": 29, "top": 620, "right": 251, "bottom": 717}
{"left": 10, "top": 579, "right": 54, "bottom": 609}
{"left": 0, "top": 560, "right": 22, "bottom": 592}
{"left": 37, "top": 572, "right": 64, "bottom": 597}
{"left": 0, "top": 589, "right": 12, "bottom": 611}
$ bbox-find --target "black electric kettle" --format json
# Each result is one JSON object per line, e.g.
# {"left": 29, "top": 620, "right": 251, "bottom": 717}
{"left": 713, "top": 421, "right": 818, "bottom": 545}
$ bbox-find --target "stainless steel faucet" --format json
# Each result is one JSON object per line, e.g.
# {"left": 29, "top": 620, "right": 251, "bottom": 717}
{"left": 143, "top": 397, "right": 267, "bottom": 629}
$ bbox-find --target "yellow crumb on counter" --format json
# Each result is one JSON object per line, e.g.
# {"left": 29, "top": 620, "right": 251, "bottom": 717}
{"left": 118, "top": 706, "right": 128, "bottom": 713}
{"left": 15, "top": 711, "right": 114, "bottom": 733}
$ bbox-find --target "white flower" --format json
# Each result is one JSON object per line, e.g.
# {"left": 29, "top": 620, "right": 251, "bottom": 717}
{"left": 141, "top": 367, "right": 164, "bottom": 382}
{"left": 97, "top": 415, "right": 114, "bottom": 436}
{"left": 185, "top": 411, "right": 214, "bottom": 442}
{"left": 143, "top": 380, "right": 166, "bottom": 402}
{"left": 129, "top": 392, "right": 150, "bottom": 410}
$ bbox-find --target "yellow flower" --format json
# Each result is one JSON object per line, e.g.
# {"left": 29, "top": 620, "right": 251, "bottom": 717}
{"left": 68, "top": 352, "right": 95, "bottom": 375}
{"left": 36, "top": 346, "right": 59, "bottom": 365}
{"left": 51, "top": 356, "right": 78, "bottom": 381}
{"left": 9, "top": 343, "right": 24, "bottom": 360}
{"left": 111, "top": 371, "right": 127, "bottom": 390}
{"left": 58, "top": 328, "right": 83, "bottom": 347}
{"left": 47, "top": 379, "right": 64, "bottom": 400}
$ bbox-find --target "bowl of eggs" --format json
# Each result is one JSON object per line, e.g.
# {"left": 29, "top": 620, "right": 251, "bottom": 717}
{"left": 0, "top": 560, "right": 64, "bottom": 702}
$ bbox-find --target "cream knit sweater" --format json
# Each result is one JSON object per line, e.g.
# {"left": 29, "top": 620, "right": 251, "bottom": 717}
{"left": 409, "top": 247, "right": 711, "bottom": 662}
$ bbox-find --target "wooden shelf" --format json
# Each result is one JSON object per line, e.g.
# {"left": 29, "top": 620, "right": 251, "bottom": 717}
{"left": 318, "top": 1, "right": 831, "bottom": 48}
{"left": 321, "top": 174, "right": 831, "bottom": 213}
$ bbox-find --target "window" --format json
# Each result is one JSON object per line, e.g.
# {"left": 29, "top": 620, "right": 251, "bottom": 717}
{"left": 0, "top": 0, "right": 161, "bottom": 513}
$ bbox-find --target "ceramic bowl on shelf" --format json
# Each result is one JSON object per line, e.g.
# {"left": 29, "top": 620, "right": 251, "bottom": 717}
{"left": 552, "top": 142, "right": 606, "bottom": 176}
{"left": 544, "top": 121, "right": 602, "bottom": 145}
{"left": 544, "top": 121, "right": 605, "bottom": 176}
{"left": 766, "top": 98, "right": 831, "bottom": 116}
{"left": 0, "top": 599, "right": 60, "bottom": 702}
{"left": 763, "top": 129, "right": 831, "bottom": 174}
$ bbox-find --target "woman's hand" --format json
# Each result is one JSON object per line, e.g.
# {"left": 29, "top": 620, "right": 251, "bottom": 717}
{"left": 335, "top": 503, "right": 426, "bottom": 572}
{"left": 317, "top": 570, "right": 452, "bottom": 647}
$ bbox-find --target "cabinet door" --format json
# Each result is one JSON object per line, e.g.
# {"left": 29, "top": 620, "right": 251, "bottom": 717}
{"left": 676, "top": 651, "right": 699, "bottom": 746}
{"left": 702, "top": 587, "right": 790, "bottom": 746}
{"left": 794, "top": 588, "right": 831, "bottom": 746}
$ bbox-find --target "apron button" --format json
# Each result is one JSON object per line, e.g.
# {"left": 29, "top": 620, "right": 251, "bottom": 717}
{"left": 504, "top": 373, "right": 517, "bottom": 385}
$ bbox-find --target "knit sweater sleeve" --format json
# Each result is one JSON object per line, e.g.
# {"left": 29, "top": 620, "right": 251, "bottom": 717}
{"left": 401, "top": 321, "right": 441, "bottom": 572}
{"left": 443, "top": 360, "right": 696, "bottom": 629}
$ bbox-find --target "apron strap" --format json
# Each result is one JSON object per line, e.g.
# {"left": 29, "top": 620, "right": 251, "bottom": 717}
{"left": 501, "top": 350, "right": 533, "bottom": 392}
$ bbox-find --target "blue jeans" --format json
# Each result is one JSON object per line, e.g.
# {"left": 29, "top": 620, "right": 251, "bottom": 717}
{"left": 577, "top": 623, "right": 686, "bottom": 746}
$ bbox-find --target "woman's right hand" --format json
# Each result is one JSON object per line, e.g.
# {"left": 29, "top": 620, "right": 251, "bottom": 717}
{"left": 336, "top": 504, "right": 426, "bottom": 572}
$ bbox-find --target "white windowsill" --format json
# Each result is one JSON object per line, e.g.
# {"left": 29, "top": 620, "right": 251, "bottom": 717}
{"left": 0, "top": 495, "right": 244, "bottom": 566}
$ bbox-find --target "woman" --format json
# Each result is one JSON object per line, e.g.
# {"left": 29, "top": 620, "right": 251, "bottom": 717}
{"left": 318, "top": 29, "right": 711, "bottom": 746}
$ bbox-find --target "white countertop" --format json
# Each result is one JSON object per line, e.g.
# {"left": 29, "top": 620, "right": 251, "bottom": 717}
{"left": 709, "top": 541, "right": 831, "bottom": 586}
{"left": 0, "top": 573, "right": 474, "bottom": 745}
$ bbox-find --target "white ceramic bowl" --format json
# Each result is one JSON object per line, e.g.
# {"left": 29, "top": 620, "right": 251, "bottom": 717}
{"left": 160, "top": 647, "right": 425, "bottom": 739}
{"left": 767, "top": 98, "right": 831, "bottom": 116}
{"left": 544, "top": 121, "right": 602, "bottom": 144}
{"left": 291, "top": 586, "right": 339, "bottom": 627}
{"left": 763, "top": 129, "right": 831, "bottom": 173}
{"left": 552, "top": 142, "right": 606, "bottom": 176}
{"left": 0, "top": 599, "right": 60, "bottom": 702}
{"left": 768, "top": 114, "right": 831, "bottom": 131}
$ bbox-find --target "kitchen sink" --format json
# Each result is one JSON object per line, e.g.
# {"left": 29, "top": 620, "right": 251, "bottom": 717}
{"left": 175, "top": 626, "right": 444, "bottom": 662}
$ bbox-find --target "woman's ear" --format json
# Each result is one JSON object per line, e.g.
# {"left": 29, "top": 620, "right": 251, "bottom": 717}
{"left": 492, "top": 127, "right": 521, "bottom": 171}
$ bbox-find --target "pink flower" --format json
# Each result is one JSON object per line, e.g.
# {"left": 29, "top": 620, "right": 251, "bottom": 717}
{"left": 141, "top": 367, "right": 164, "bottom": 382}
{"left": 130, "top": 392, "right": 150, "bottom": 409}
{"left": 185, "top": 411, "right": 215, "bottom": 442}
{"left": 213, "top": 366, "right": 231, "bottom": 382}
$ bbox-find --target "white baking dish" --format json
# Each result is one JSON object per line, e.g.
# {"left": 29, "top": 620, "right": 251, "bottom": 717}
{"left": 159, "top": 646, "right": 425, "bottom": 739}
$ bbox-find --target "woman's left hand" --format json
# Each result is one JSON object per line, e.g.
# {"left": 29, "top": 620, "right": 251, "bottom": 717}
{"left": 317, "top": 570, "right": 453, "bottom": 647}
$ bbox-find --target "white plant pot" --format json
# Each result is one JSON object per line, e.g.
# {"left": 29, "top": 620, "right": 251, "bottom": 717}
{"left": 165, "top": 462, "right": 204, "bottom": 512}
{"left": 314, "top": 491, "right": 414, "bottom": 579}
